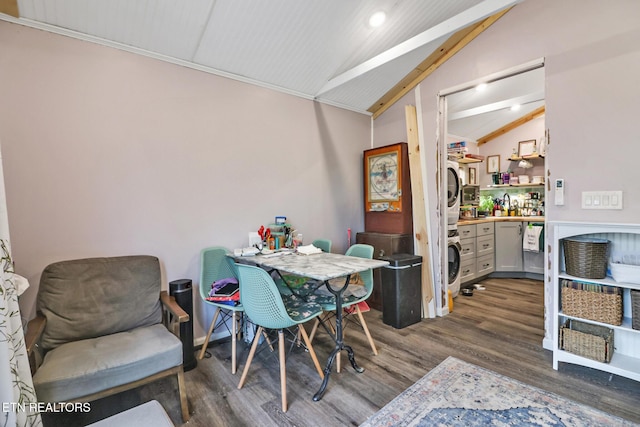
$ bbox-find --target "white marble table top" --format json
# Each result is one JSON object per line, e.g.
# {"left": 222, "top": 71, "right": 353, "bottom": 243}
{"left": 230, "top": 251, "right": 389, "bottom": 281}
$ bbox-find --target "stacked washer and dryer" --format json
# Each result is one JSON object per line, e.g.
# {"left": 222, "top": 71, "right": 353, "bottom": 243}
{"left": 446, "top": 161, "right": 462, "bottom": 298}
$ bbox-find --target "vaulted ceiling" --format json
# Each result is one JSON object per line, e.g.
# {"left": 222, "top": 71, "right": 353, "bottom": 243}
{"left": 1, "top": 0, "right": 541, "bottom": 141}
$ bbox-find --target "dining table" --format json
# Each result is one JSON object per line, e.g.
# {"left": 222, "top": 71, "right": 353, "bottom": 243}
{"left": 229, "top": 250, "right": 389, "bottom": 401}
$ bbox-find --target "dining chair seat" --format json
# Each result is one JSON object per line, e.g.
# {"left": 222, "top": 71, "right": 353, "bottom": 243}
{"left": 280, "top": 293, "right": 323, "bottom": 321}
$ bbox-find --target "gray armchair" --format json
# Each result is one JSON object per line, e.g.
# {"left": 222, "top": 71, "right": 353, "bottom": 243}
{"left": 25, "top": 255, "right": 190, "bottom": 422}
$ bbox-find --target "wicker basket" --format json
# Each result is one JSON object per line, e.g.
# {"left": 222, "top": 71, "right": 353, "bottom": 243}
{"left": 561, "top": 282, "right": 623, "bottom": 325}
{"left": 632, "top": 290, "right": 640, "bottom": 331}
{"left": 563, "top": 237, "right": 610, "bottom": 279}
{"left": 560, "top": 319, "right": 614, "bottom": 363}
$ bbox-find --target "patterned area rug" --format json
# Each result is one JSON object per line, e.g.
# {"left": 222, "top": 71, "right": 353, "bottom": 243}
{"left": 361, "top": 356, "right": 637, "bottom": 427}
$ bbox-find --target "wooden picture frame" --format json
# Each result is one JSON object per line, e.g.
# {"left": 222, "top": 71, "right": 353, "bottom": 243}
{"left": 468, "top": 167, "right": 477, "bottom": 185}
{"left": 518, "top": 139, "right": 537, "bottom": 157}
{"left": 487, "top": 155, "right": 500, "bottom": 173}
{"left": 364, "top": 143, "right": 403, "bottom": 212}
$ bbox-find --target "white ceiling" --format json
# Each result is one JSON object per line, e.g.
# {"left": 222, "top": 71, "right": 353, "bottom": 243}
{"left": 447, "top": 66, "right": 545, "bottom": 141}
{"left": 5, "top": 0, "right": 524, "bottom": 115}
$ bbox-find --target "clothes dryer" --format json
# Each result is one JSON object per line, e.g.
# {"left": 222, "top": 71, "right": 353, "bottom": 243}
{"left": 447, "top": 161, "right": 461, "bottom": 225}
{"left": 447, "top": 227, "right": 461, "bottom": 298}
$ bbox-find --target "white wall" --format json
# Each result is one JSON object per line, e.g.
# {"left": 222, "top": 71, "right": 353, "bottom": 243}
{"left": 0, "top": 22, "right": 371, "bottom": 341}
{"left": 477, "top": 116, "right": 546, "bottom": 188}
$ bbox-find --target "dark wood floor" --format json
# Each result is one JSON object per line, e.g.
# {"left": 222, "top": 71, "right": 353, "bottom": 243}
{"left": 43, "top": 278, "right": 640, "bottom": 426}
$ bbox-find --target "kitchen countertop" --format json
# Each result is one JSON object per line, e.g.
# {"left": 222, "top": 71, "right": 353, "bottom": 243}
{"left": 457, "top": 216, "right": 545, "bottom": 225}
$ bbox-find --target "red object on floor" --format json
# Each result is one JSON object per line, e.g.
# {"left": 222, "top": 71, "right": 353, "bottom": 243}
{"left": 345, "top": 301, "right": 370, "bottom": 314}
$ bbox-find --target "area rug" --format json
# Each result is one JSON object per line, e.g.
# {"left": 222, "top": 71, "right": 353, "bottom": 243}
{"left": 361, "top": 356, "right": 637, "bottom": 427}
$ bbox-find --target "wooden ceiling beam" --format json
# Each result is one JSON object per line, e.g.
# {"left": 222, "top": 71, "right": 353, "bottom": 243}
{"left": 369, "top": 8, "right": 512, "bottom": 120}
{"left": 0, "top": 0, "right": 18, "bottom": 18}
{"left": 477, "top": 105, "right": 545, "bottom": 146}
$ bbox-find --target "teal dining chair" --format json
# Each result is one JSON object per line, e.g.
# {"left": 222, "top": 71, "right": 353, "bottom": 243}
{"left": 312, "top": 238, "right": 332, "bottom": 253}
{"left": 275, "top": 238, "right": 332, "bottom": 296}
{"left": 235, "top": 263, "right": 324, "bottom": 412}
{"left": 198, "top": 247, "right": 244, "bottom": 374}
{"left": 306, "top": 244, "right": 378, "bottom": 371}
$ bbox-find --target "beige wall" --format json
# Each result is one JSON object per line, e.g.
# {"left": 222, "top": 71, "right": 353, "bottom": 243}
{"left": 373, "top": 0, "right": 640, "bottom": 342}
{"left": 374, "top": 0, "right": 640, "bottom": 223}
{"left": 0, "top": 22, "right": 370, "bottom": 340}
{"left": 477, "top": 117, "right": 546, "bottom": 188}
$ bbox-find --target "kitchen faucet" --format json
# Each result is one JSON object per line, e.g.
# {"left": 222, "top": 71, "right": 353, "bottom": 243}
{"left": 503, "top": 193, "right": 511, "bottom": 211}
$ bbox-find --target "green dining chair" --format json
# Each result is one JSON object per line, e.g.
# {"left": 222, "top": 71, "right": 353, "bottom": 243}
{"left": 312, "top": 238, "right": 332, "bottom": 253}
{"left": 198, "top": 247, "right": 244, "bottom": 374}
{"left": 306, "top": 244, "right": 378, "bottom": 371}
{"left": 235, "top": 263, "right": 324, "bottom": 412}
{"left": 275, "top": 239, "right": 332, "bottom": 296}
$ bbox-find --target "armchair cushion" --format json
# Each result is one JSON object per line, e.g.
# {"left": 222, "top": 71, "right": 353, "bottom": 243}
{"left": 37, "top": 256, "right": 163, "bottom": 351}
{"left": 33, "top": 324, "right": 182, "bottom": 402}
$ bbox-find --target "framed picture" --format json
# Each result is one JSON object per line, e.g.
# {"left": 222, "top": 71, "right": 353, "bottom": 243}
{"left": 487, "top": 155, "right": 500, "bottom": 173}
{"left": 364, "top": 143, "right": 403, "bottom": 212}
{"left": 518, "top": 139, "right": 537, "bottom": 157}
{"left": 468, "top": 167, "right": 477, "bottom": 185}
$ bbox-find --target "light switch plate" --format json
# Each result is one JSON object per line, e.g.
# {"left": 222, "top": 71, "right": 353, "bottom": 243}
{"left": 581, "top": 191, "right": 623, "bottom": 209}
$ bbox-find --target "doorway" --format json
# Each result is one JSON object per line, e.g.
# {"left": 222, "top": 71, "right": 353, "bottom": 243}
{"left": 436, "top": 60, "right": 546, "bottom": 314}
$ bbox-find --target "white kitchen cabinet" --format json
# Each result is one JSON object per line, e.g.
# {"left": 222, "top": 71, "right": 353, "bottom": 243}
{"left": 494, "top": 222, "right": 523, "bottom": 271}
{"left": 458, "top": 224, "right": 476, "bottom": 282}
{"left": 459, "top": 258, "right": 476, "bottom": 283}
{"left": 459, "top": 222, "right": 494, "bottom": 284}
{"left": 552, "top": 222, "right": 640, "bottom": 382}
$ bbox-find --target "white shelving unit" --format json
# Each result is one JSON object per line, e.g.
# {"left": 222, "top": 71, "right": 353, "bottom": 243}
{"left": 552, "top": 222, "right": 640, "bottom": 382}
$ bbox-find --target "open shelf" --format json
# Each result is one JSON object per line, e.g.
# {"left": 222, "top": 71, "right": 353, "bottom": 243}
{"left": 457, "top": 157, "right": 483, "bottom": 164}
{"left": 509, "top": 153, "right": 545, "bottom": 161}
{"left": 559, "top": 272, "right": 640, "bottom": 291}
{"left": 554, "top": 350, "right": 640, "bottom": 382}
{"left": 552, "top": 223, "right": 640, "bottom": 383}
{"left": 558, "top": 312, "right": 640, "bottom": 334}
{"left": 486, "top": 183, "right": 544, "bottom": 188}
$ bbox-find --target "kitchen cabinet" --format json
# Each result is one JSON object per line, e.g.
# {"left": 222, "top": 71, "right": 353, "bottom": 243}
{"left": 356, "top": 232, "right": 413, "bottom": 311}
{"left": 552, "top": 222, "right": 640, "bottom": 382}
{"left": 494, "top": 222, "right": 523, "bottom": 271}
{"left": 476, "top": 223, "right": 495, "bottom": 278}
{"left": 459, "top": 224, "right": 476, "bottom": 283}
{"left": 459, "top": 222, "right": 494, "bottom": 284}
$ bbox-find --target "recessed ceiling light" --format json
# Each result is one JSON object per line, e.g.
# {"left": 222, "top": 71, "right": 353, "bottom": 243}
{"left": 369, "top": 11, "right": 386, "bottom": 28}
{"left": 475, "top": 83, "right": 487, "bottom": 92}
{"left": 510, "top": 104, "right": 521, "bottom": 111}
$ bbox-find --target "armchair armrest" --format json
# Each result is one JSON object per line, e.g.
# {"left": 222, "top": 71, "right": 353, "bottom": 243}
{"left": 24, "top": 314, "right": 46, "bottom": 375}
{"left": 160, "top": 291, "right": 189, "bottom": 323}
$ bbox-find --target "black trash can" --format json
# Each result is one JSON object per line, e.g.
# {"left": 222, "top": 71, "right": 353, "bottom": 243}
{"left": 380, "top": 254, "right": 422, "bottom": 329}
{"left": 169, "top": 279, "right": 197, "bottom": 371}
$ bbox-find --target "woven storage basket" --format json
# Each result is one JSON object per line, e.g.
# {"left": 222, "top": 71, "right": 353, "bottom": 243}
{"left": 632, "top": 290, "right": 640, "bottom": 331}
{"left": 561, "top": 283, "right": 622, "bottom": 326}
{"left": 560, "top": 319, "right": 613, "bottom": 363}
{"left": 563, "top": 237, "right": 609, "bottom": 279}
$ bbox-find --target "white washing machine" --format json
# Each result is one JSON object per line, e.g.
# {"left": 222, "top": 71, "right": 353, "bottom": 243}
{"left": 447, "top": 160, "right": 461, "bottom": 225}
{"left": 447, "top": 226, "right": 461, "bottom": 298}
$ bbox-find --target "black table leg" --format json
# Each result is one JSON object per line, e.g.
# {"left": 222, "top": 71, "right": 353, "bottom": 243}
{"left": 313, "top": 275, "right": 364, "bottom": 402}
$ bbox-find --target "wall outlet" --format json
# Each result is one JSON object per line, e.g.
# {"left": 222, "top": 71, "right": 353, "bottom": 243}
{"left": 581, "top": 191, "right": 623, "bottom": 209}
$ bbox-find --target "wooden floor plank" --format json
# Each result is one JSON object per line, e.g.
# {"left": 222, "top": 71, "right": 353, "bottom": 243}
{"left": 42, "top": 278, "right": 640, "bottom": 426}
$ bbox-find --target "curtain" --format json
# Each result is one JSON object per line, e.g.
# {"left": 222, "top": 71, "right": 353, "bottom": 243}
{"left": 0, "top": 147, "right": 41, "bottom": 426}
